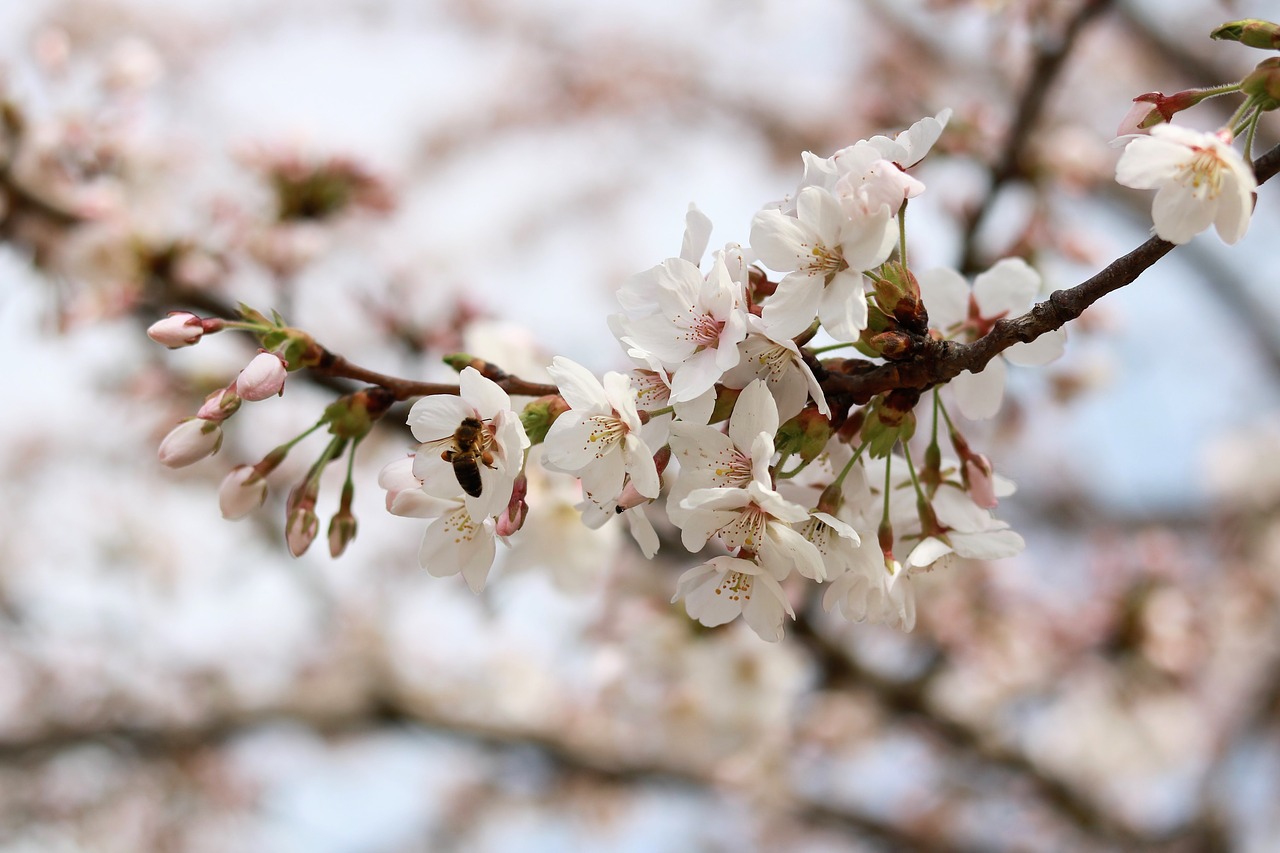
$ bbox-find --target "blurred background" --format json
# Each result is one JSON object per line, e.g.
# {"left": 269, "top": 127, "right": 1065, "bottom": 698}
{"left": 2, "top": 0, "right": 1279, "bottom": 850}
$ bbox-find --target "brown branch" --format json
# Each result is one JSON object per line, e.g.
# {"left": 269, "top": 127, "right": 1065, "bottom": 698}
{"left": 310, "top": 351, "right": 559, "bottom": 401}
{"left": 959, "top": 0, "right": 1116, "bottom": 274}
{"left": 825, "top": 141, "right": 1280, "bottom": 405}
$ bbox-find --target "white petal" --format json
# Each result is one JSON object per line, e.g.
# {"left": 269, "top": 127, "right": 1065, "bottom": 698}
{"left": 760, "top": 272, "right": 824, "bottom": 341}
{"left": 548, "top": 356, "right": 608, "bottom": 411}
{"left": 951, "top": 357, "right": 1007, "bottom": 420}
{"left": 408, "top": 395, "right": 473, "bottom": 443}
{"left": 1005, "top": 327, "right": 1066, "bottom": 366}
{"left": 680, "top": 203, "right": 713, "bottom": 265}
{"left": 818, "top": 270, "right": 869, "bottom": 341}
{"left": 917, "top": 267, "right": 970, "bottom": 332}
{"left": 729, "top": 380, "right": 779, "bottom": 452}
{"left": 973, "top": 257, "right": 1040, "bottom": 317}
{"left": 459, "top": 366, "right": 512, "bottom": 418}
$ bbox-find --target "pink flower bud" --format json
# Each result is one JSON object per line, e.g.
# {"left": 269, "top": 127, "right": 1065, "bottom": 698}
{"left": 158, "top": 419, "right": 222, "bottom": 468}
{"left": 219, "top": 465, "right": 268, "bottom": 520}
{"left": 495, "top": 474, "right": 528, "bottom": 538}
{"left": 286, "top": 507, "right": 319, "bottom": 557}
{"left": 964, "top": 457, "right": 998, "bottom": 509}
{"left": 197, "top": 385, "right": 242, "bottom": 421}
{"left": 147, "top": 312, "right": 204, "bottom": 348}
{"left": 236, "top": 351, "right": 288, "bottom": 401}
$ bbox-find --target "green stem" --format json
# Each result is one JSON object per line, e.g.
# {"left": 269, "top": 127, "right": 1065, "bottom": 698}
{"left": 831, "top": 440, "right": 870, "bottom": 492}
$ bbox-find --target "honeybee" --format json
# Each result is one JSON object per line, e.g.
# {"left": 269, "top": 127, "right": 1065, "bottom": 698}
{"left": 442, "top": 416, "right": 495, "bottom": 498}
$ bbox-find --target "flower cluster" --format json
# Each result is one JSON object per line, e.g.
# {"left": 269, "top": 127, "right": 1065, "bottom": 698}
{"left": 151, "top": 74, "right": 1270, "bottom": 642}
{"left": 373, "top": 111, "right": 1033, "bottom": 641}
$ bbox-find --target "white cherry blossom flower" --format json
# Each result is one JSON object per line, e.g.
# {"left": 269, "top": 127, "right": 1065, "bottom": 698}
{"left": 824, "top": 553, "right": 917, "bottom": 632}
{"left": 617, "top": 255, "right": 748, "bottom": 403}
{"left": 672, "top": 555, "right": 795, "bottom": 642}
{"left": 795, "top": 511, "right": 861, "bottom": 579}
{"left": 1115, "top": 124, "right": 1256, "bottom": 245}
{"left": 680, "top": 470, "right": 826, "bottom": 582}
{"left": 541, "top": 356, "right": 660, "bottom": 505}
{"left": 751, "top": 186, "right": 896, "bottom": 341}
{"left": 408, "top": 366, "right": 529, "bottom": 520}
{"left": 668, "top": 379, "right": 779, "bottom": 529}
{"left": 918, "top": 257, "right": 1065, "bottom": 420}
{"left": 417, "top": 499, "right": 500, "bottom": 593}
{"left": 723, "top": 316, "right": 829, "bottom": 421}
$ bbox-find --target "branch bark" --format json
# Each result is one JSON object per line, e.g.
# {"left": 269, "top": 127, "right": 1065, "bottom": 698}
{"left": 823, "top": 141, "right": 1280, "bottom": 404}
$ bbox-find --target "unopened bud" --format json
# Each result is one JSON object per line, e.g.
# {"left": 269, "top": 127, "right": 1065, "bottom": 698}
{"left": 861, "top": 390, "right": 919, "bottom": 457}
{"left": 1211, "top": 19, "right": 1280, "bottom": 50}
{"left": 147, "top": 312, "right": 204, "bottom": 348}
{"left": 495, "top": 474, "right": 529, "bottom": 538}
{"left": 196, "top": 385, "right": 242, "bottom": 422}
{"left": 158, "top": 418, "right": 222, "bottom": 468}
{"left": 964, "top": 456, "right": 998, "bottom": 509}
{"left": 775, "top": 407, "right": 834, "bottom": 464}
{"left": 326, "top": 387, "right": 394, "bottom": 441}
{"left": 219, "top": 464, "right": 269, "bottom": 519}
{"left": 287, "top": 507, "right": 319, "bottom": 557}
{"left": 873, "top": 262, "right": 928, "bottom": 334}
{"left": 521, "top": 395, "right": 572, "bottom": 445}
{"left": 236, "top": 351, "right": 288, "bottom": 401}
{"left": 328, "top": 483, "right": 358, "bottom": 557}
{"left": 1242, "top": 58, "right": 1280, "bottom": 109}
{"left": 868, "top": 331, "right": 916, "bottom": 360}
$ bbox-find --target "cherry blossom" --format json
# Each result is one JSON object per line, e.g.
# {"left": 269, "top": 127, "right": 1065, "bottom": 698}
{"left": 1115, "top": 124, "right": 1256, "bottom": 244}
{"left": 407, "top": 366, "right": 530, "bottom": 520}
{"left": 723, "top": 316, "right": 829, "bottom": 421}
{"left": 541, "top": 356, "right": 661, "bottom": 505}
{"left": 751, "top": 187, "right": 896, "bottom": 341}
{"left": 615, "top": 254, "right": 748, "bottom": 403}
{"left": 679, "top": 471, "right": 826, "bottom": 582}
{"left": 672, "top": 555, "right": 795, "bottom": 642}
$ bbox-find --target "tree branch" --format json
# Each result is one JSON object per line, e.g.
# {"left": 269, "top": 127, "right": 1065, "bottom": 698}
{"left": 824, "top": 141, "right": 1280, "bottom": 404}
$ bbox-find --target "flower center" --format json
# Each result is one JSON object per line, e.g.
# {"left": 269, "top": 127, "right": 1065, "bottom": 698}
{"left": 718, "top": 505, "right": 768, "bottom": 551}
{"left": 586, "top": 414, "right": 626, "bottom": 456}
{"left": 713, "top": 570, "right": 753, "bottom": 603}
{"left": 687, "top": 313, "right": 726, "bottom": 348}
{"left": 1183, "top": 147, "right": 1225, "bottom": 199}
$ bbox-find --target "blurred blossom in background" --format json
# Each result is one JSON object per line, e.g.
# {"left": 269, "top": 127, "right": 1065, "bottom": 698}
{"left": 2, "top": 0, "right": 1280, "bottom": 850}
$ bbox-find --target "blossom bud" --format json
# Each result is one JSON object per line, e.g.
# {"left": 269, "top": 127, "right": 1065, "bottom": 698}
{"left": 147, "top": 312, "right": 204, "bottom": 348}
{"left": 196, "top": 385, "right": 242, "bottom": 422}
{"left": 325, "top": 387, "right": 395, "bottom": 441}
{"left": 520, "top": 395, "right": 572, "bottom": 445}
{"left": 219, "top": 464, "right": 268, "bottom": 519}
{"left": 236, "top": 351, "right": 288, "bottom": 401}
{"left": 873, "top": 262, "right": 928, "bottom": 335}
{"left": 775, "top": 408, "right": 834, "bottom": 464}
{"left": 1211, "top": 19, "right": 1280, "bottom": 50}
{"left": 1242, "top": 58, "right": 1280, "bottom": 109}
{"left": 861, "top": 390, "right": 919, "bottom": 457}
{"left": 287, "top": 507, "right": 319, "bottom": 557}
{"left": 964, "top": 456, "right": 999, "bottom": 509}
{"left": 495, "top": 474, "right": 529, "bottom": 538}
{"left": 867, "top": 331, "right": 917, "bottom": 360}
{"left": 328, "top": 483, "right": 358, "bottom": 557}
{"left": 158, "top": 418, "right": 223, "bottom": 468}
